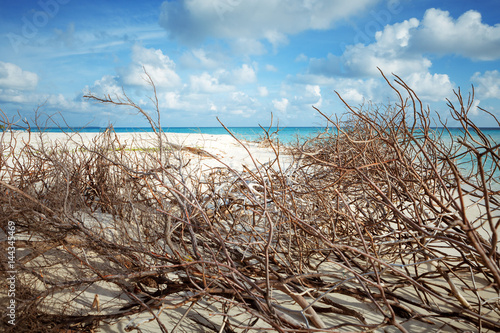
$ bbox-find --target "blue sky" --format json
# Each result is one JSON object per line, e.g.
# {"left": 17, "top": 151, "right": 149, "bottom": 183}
{"left": 0, "top": 0, "right": 499, "bottom": 128}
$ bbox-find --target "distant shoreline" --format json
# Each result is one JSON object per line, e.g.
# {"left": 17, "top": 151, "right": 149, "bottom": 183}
{"left": 5, "top": 125, "right": 499, "bottom": 132}
{"left": 3, "top": 125, "right": 499, "bottom": 147}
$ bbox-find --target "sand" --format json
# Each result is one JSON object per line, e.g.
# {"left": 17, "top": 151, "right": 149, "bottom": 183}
{"left": 0, "top": 130, "right": 295, "bottom": 331}
{"left": 0, "top": 130, "right": 292, "bottom": 173}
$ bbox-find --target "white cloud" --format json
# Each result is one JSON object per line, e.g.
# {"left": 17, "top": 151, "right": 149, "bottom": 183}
{"left": 339, "top": 88, "right": 365, "bottom": 104}
{"left": 0, "top": 89, "right": 33, "bottom": 103}
{"left": 159, "top": 0, "right": 378, "bottom": 45}
{"left": 45, "top": 93, "right": 74, "bottom": 109}
{"left": 292, "top": 74, "right": 390, "bottom": 105}
{"left": 159, "top": 91, "right": 205, "bottom": 112}
{"left": 305, "top": 84, "right": 322, "bottom": 106}
{"left": 189, "top": 90, "right": 260, "bottom": 119}
{"left": 190, "top": 72, "right": 234, "bottom": 93}
{"left": 0, "top": 62, "right": 39, "bottom": 91}
{"left": 228, "top": 91, "right": 258, "bottom": 117}
{"left": 121, "top": 45, "right": 181, "bottom": 89}
{"left": 412, "top": 9, "right": 500, "bottom": 60}
{"left": 308, "top": 7, "right": 500, "bottom": 94}
{"left": 258, "top": 86, "right": 269, "bottom": 97}
{"left": 230, "top": 64, "right": 257, "bottom": 85}
{"left": 404, "top": 72, "right": 454, "bottom": 102}
{"left": 180, "top": 49, "right": 222, "bottom": 69}
{"left": 305, "top": 10, "right": 465, "bottom": 103}
{"left": 0, "top": 62, "right": 84, "bottom": 110}
{"left": 272, "top": 98, "right": 289, "bottom": 113}
{"left": 374, "top": 18, "right": 419, "bottom": 51}
{"left": 86, "top": 75, "right": 122, "bottom": 97}
{"left": 295, "top": 53, "right": 308, "bottom": 62}
{"left": 309, "top": 18, "right": 426, "bottom": 78}
{"left": 230, "top": 38, "right": 266, "bottom": 55}
{"left": 334, "top": 78, "right": 383, "bottom": 104}
{"left": 0, "top": 87, "right": 88, "bottom": 116}
{"left": 209, "top": 102, "right": 217, "bottom": 111}
{"left": 299, "top": 71, "right": 452, "bottom": 105}
{"left": 265, "top": 64, "right": 278, "bottom": 72}
{"left": 470, "top": 98, "right": 481, "bottom": 116}
{"left": 472, "top": 70, "right": 500, "bottom": 99}
{"left": 191, "top": 49, "right": 219, "bottom": 68}
{"left": 213, "top": 64, "right": 257, "bottom": 86}
{"left": 265, "top": 30, "right": 289, "bottom": 49}
{"left": 282, "top": 84, "right": 323, "bottom": 110}
{"left": 162, "top": 91, "right": 182, "bottom": 109}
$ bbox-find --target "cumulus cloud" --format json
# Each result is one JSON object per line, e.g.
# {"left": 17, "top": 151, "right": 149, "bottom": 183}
{"left": 470, "top": 98, "right": 481, "bottom": 116}
{"left": 301, "top": 85, "right": 322, "bottom": 106}
{"left": 230, "top": 38, "right": 267, "bottom": 56}
{"left": 404, "top": 72, "right": 454, "bottom": 102}
{"left": 337, "top": 73, "right": 452, "bottom": 104}
{"left": 0, "top": 89, "right": 33, "bottom": 103}
{"left": 0, "top": 87, "right": 86, "bottom": 116}
{"left": 228, "top": 91, "right": 258, "bottom": 117}
{"left": 121, "top": 45, "right": 181, "bottom": 89}
{"left": 229, "top": 64, "right": 257, "bottom": 85}
{"left": 272, "top": 98, "right": 289, "bottom": 113}
{"left": 339, "top": 88, "right": 365, "bottom": 104}
{"left": 295, "top": 53, "right": 308, "bottom": 62}
{"left": 265, "top": 64, "right": 278, "bottom": 72}
{"left": 207, "top": 64, "right": 257, "bottom": 86}
{"left": 86, "top": 75, "right": 122, "bottom": 97}
{"left": 159, "top": 0, "right": 378, "bottom": 45}
{"left": 280, "top": 84, "right": 323, "bottom": 111}
{"left": 190, "top": 72, "right": 234, "bottom": 93}
{"left": 412, "top": 9, "right": 500, "bottom": 60}
{"left": 309, "top": 18, "right": 427, "bottom": 78}
{"left": 179, "top": 49, "right": 223, "bottom": 69}
{"left": 472, "top": 70, "right": 500, "bottom": 99}
{"left": 0, "top": 62, "right": 39, "bottom": 90}
{"left": 308, "top": 7, "right": 500, "bottom": 99}
{"left": 160, "top": 91, "right": 191, "bottom": 110}
{"left": 188, "top": 64, "right": 256, "bottom": 94}
{"left": 305, "top": 9, "right": 466, "bottom": 102}
{"left": 265, "top": 30, "right": 289, "bottom": 50}
{"left": 0, "top": 62, "right": 47, "bottom": 107}
{"left": 309, "top": 76, "right": 380, "bottom": 104}
{"left": 292, "top": 73, "right": 450, "bottom": 106}
{"left": 258, "top": 86, "right": 269, "bottom": 97}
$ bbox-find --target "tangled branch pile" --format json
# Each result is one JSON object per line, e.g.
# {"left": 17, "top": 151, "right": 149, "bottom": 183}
{"left": 1, "top": 74, "right": 499, "bottom": 332}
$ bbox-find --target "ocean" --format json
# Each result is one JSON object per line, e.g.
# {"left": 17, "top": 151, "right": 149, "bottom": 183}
{"left": 29, "top": 126, "right": 327, "bottom": 145}
{"left": 28, "top": 126, "right": 500, "bottom": 146}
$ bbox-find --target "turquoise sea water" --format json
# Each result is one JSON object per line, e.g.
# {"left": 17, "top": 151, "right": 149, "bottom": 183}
{"left": 30, "top": 126, "right": 327, "bottom": 144}
{"left": 29, "top": 126, "right": 500, "bottom": 145}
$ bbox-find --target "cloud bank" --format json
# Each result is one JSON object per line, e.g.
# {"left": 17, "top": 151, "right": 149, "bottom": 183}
{"left": 159, "top": 0, "right": 378, "bottom": 46}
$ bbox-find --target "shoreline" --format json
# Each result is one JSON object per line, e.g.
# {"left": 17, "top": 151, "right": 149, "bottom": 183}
{"left": 2, "top": 126, "right": 329, "bottom": 147}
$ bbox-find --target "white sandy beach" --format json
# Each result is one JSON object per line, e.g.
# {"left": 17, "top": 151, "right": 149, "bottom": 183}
{"left": 1, "top": 130, "right": 292, "bottom": 174}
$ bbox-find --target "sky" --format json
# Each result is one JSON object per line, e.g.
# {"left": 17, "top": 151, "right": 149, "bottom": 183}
{"left": 0, "top": 0, "right": 499, "bottom": 128}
